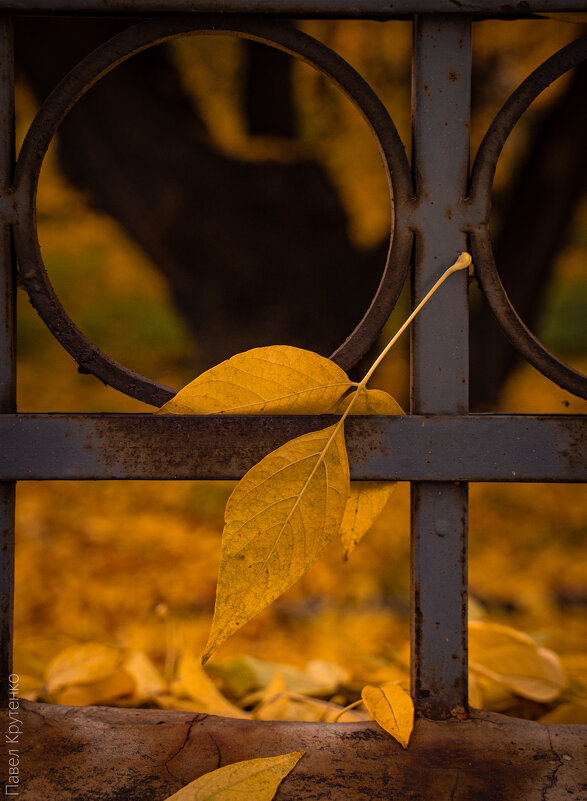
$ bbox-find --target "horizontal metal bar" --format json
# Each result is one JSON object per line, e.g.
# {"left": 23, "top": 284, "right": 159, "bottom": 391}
{"left": 1, "top": 0, "right": 586, "bottom": 16}
{"left": 1, "top": 413, "right": 584, "bottom": 481}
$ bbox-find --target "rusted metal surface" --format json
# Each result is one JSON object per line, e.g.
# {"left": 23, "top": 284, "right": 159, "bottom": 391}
{"left": 410, "top": 16, "right": 471, "bottom": 719}
{"left": 0, "top": 414, "right": 584, "bottom": 481}
{"left": 0, "top": 12, "right": 14, "bottom": 707}
{"left": 12, "top": 16, "right": 412, "bottom": 405}
{"left": 469, "top": 35, "right": 587, "bottom": 400}
{"left": 1, "top": 0, "right": 587, "bottom": 15}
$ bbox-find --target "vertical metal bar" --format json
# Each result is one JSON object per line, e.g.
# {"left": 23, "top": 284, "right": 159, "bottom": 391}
{"left": 410, "top": 14, "right": 471, "bottom": 719}
{"left": 0, "top": 11, "right": 15, "bottom": 706}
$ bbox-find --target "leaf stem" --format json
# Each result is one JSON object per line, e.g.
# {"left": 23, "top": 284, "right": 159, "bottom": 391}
{"left": 359, "top": 252, "right": 472, "bottom": 389}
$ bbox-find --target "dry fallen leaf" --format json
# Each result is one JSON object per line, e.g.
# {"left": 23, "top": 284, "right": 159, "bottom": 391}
{"left": 55, "top": 670, "right": 135, "bottom": 707}
{"left": 157, "top": 345, "right": 352, "bottom": 415}
{"left": 469, "top": 621, "right": 565, "bottom": 703}
{"left": 361, "top": 682, "right": 414, "bottom": 749}
{"left": 202, "top": 424, "right": 349, "bottom": 663}
{"left": 45, "top": 642, "right": 122, "bottom": 696}
{"left": 163, "top": 751, "right": 304, "bottom": 801}
{"left": 174, "top": 653, "right": 250, "bottom": 719}
{"left": 123, "top": 650, "right": 167, "bottom": 702}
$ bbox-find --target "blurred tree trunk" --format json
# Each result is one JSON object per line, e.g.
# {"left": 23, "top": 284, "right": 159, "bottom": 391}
{"left": 15, "top": 19, "right": 586, "bottom": 405}
{"left": 14, "top": 18, "right": 382, "bottom": 368}
{"left": 469, "top": 56, "right": 587, "bottom": 408}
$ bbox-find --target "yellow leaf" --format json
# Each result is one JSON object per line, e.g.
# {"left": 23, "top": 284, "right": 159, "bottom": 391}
{"left": 261, "top": 671, "right": 288, "bottom": 703}
{"left": 123, "top": 650, "right": 167, "bottom": 701}
{"left": 55, "top": 670, "right": 135, "bottom": 706}
{"left": 331, "top": 387, "right": 403, "bottom": 559}
{"left": 304, "top": 659, "right": 351, "bottom": 695}
{"left": 330, "top": 386, "right": 403, "bottom": 417}
{"left": 45, "top": 642, "right": 122, "bottom": 695}
{"left": 539, "top": 701, "right": 587, "bottom": 725}
{"left": 202, "top": 424, "right": 349, "bottom": 663}
{"left": 12, "top": 674, "right": 42, "bottom": 702}
{"left": 361, "top": 683, "right": 414, "bottom": 749}
{"left": 254, "top": 691, "right": 324, "bottom": 722}
{"left": 468, "top": 671, "right": 484, "bottom": 710}
{"left": 253, "top": 686, "right": 365, "bottom": 723}
{"left": 468, "top": 621, "right": 565, "bottom": 703}
{"left": 340, "top": 482, "right": 396, "bottom": 560}
{"left": 163, "top": 751, "right": 304, "bottom": 801}
{"left": 157, "top": 345, "right": 352, "bottom": 415}
{"left": 175, "top": 653, "right": 250, "bottom": 719}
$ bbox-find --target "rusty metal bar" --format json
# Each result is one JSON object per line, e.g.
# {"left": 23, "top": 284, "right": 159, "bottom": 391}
{"left": 0, "top": 414, "right": 584, "bottom": 481}
{"left": 0, "top": 0, "right": 586, "bottom": 15}
{"left": 0, "top": 11, "right": 14, "bottom": 706}
{"left": 410, "top": 15, "right": 471, "bottom": 719}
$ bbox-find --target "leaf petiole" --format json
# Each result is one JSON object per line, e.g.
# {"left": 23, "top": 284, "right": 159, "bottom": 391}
{"left": 359, "top": 251, "right": 471, "bottom": 389}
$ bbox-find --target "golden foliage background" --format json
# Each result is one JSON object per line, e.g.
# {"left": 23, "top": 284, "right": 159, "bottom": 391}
{"left": 13, "top": 18, "right": 587, "bottom": 719}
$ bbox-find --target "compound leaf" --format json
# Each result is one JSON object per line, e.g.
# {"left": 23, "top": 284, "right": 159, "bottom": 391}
{"left": 202, "top": 424, "right": 349, "bottom": 663}
{"left": 163, "top": 751, "right": 304, "bottom": 801}
{"left": 157, "top": 345, "right": 352, "bottom": 415}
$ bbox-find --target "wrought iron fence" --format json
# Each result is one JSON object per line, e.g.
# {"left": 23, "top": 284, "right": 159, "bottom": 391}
{"left": 0, "top": 1, "right": 586, "bottom": 728}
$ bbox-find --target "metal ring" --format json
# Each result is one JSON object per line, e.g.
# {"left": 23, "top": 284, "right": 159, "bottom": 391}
{"left": 13, "top": 16, "right": 413, "bottom": 407}
{"left": 469, "top": 35, "right": 587, "bottom": 399}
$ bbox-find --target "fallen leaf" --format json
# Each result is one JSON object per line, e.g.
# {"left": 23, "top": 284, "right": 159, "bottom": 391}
{"left": 163, "top": 751, "right": 304, "bottom": 801}
{"left": 361, "top": 682, "right": 414, "bottom": 749}
{"left": 55, "top": 670, "right": 135, "bottom": 706}
{"left": 253, "top": 687, "right": 366, "bottom": 723}
{"left": 175, "top": 653, "right": 250, "bottom": 718}
{"left": 202, "top": 424, "right": 349, "bottom": 663}
{"left": 157, "top": 345, "right": 352, "bottom": 415}
{"left": 123, "top": 650, "right": 167, "bottom": 701}
{"left": 469, "top": 621, "right": 565, "bottom": 703}
{"left": 304, "top": 659, "right": 351, "bottom": 695}
{"left": 331, "top": 387, "right": 403, "bottom": 559}
{"left": 45, "top": 642, "right": 122, "bottom": 695}
{"left": 538, "top": 700, "right": 587, "bottom": 724}
{"left": 12, "top": 674, "right": 42, "bottom": 702}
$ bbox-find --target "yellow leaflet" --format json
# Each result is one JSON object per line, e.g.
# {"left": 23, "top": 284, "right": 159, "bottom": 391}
{"left": 361, "top": 682, "right": 414, "bottom": 749}
{"left": 175, "top": 653, "right": 250, "bottom": 719}
{"left": 339, "top": 481, "right": 396, "bottom": 560}
{"left": 202, "top": 424, "right": 349, "bottom": 663}
{"left": 331, "top": 388, "right": 403, "bottom": 559}
{"left": 163, "top": 751, "right": 304, "bottom": 801}
{"left": 156, "top": 345, "right": 352, "bottom": 415}
{"left": 468, "top": 621, "right": 565, "bottom": 703}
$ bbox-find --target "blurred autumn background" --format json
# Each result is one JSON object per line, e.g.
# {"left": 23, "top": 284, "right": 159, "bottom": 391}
{"left": 12, "top": 16, "right": 587, "bottom": 722}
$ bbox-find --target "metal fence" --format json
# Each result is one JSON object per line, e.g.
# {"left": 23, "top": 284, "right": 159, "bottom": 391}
{"left": 1, "top": 1, "right": 586, "bottom": 725}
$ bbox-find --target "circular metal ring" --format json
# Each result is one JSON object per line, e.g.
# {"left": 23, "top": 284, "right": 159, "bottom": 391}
{"left": 14, "top": 16, "right": 413, "bottom": 407}
{"left": 469, "top": 35, "right": 587, "bottom": 399}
